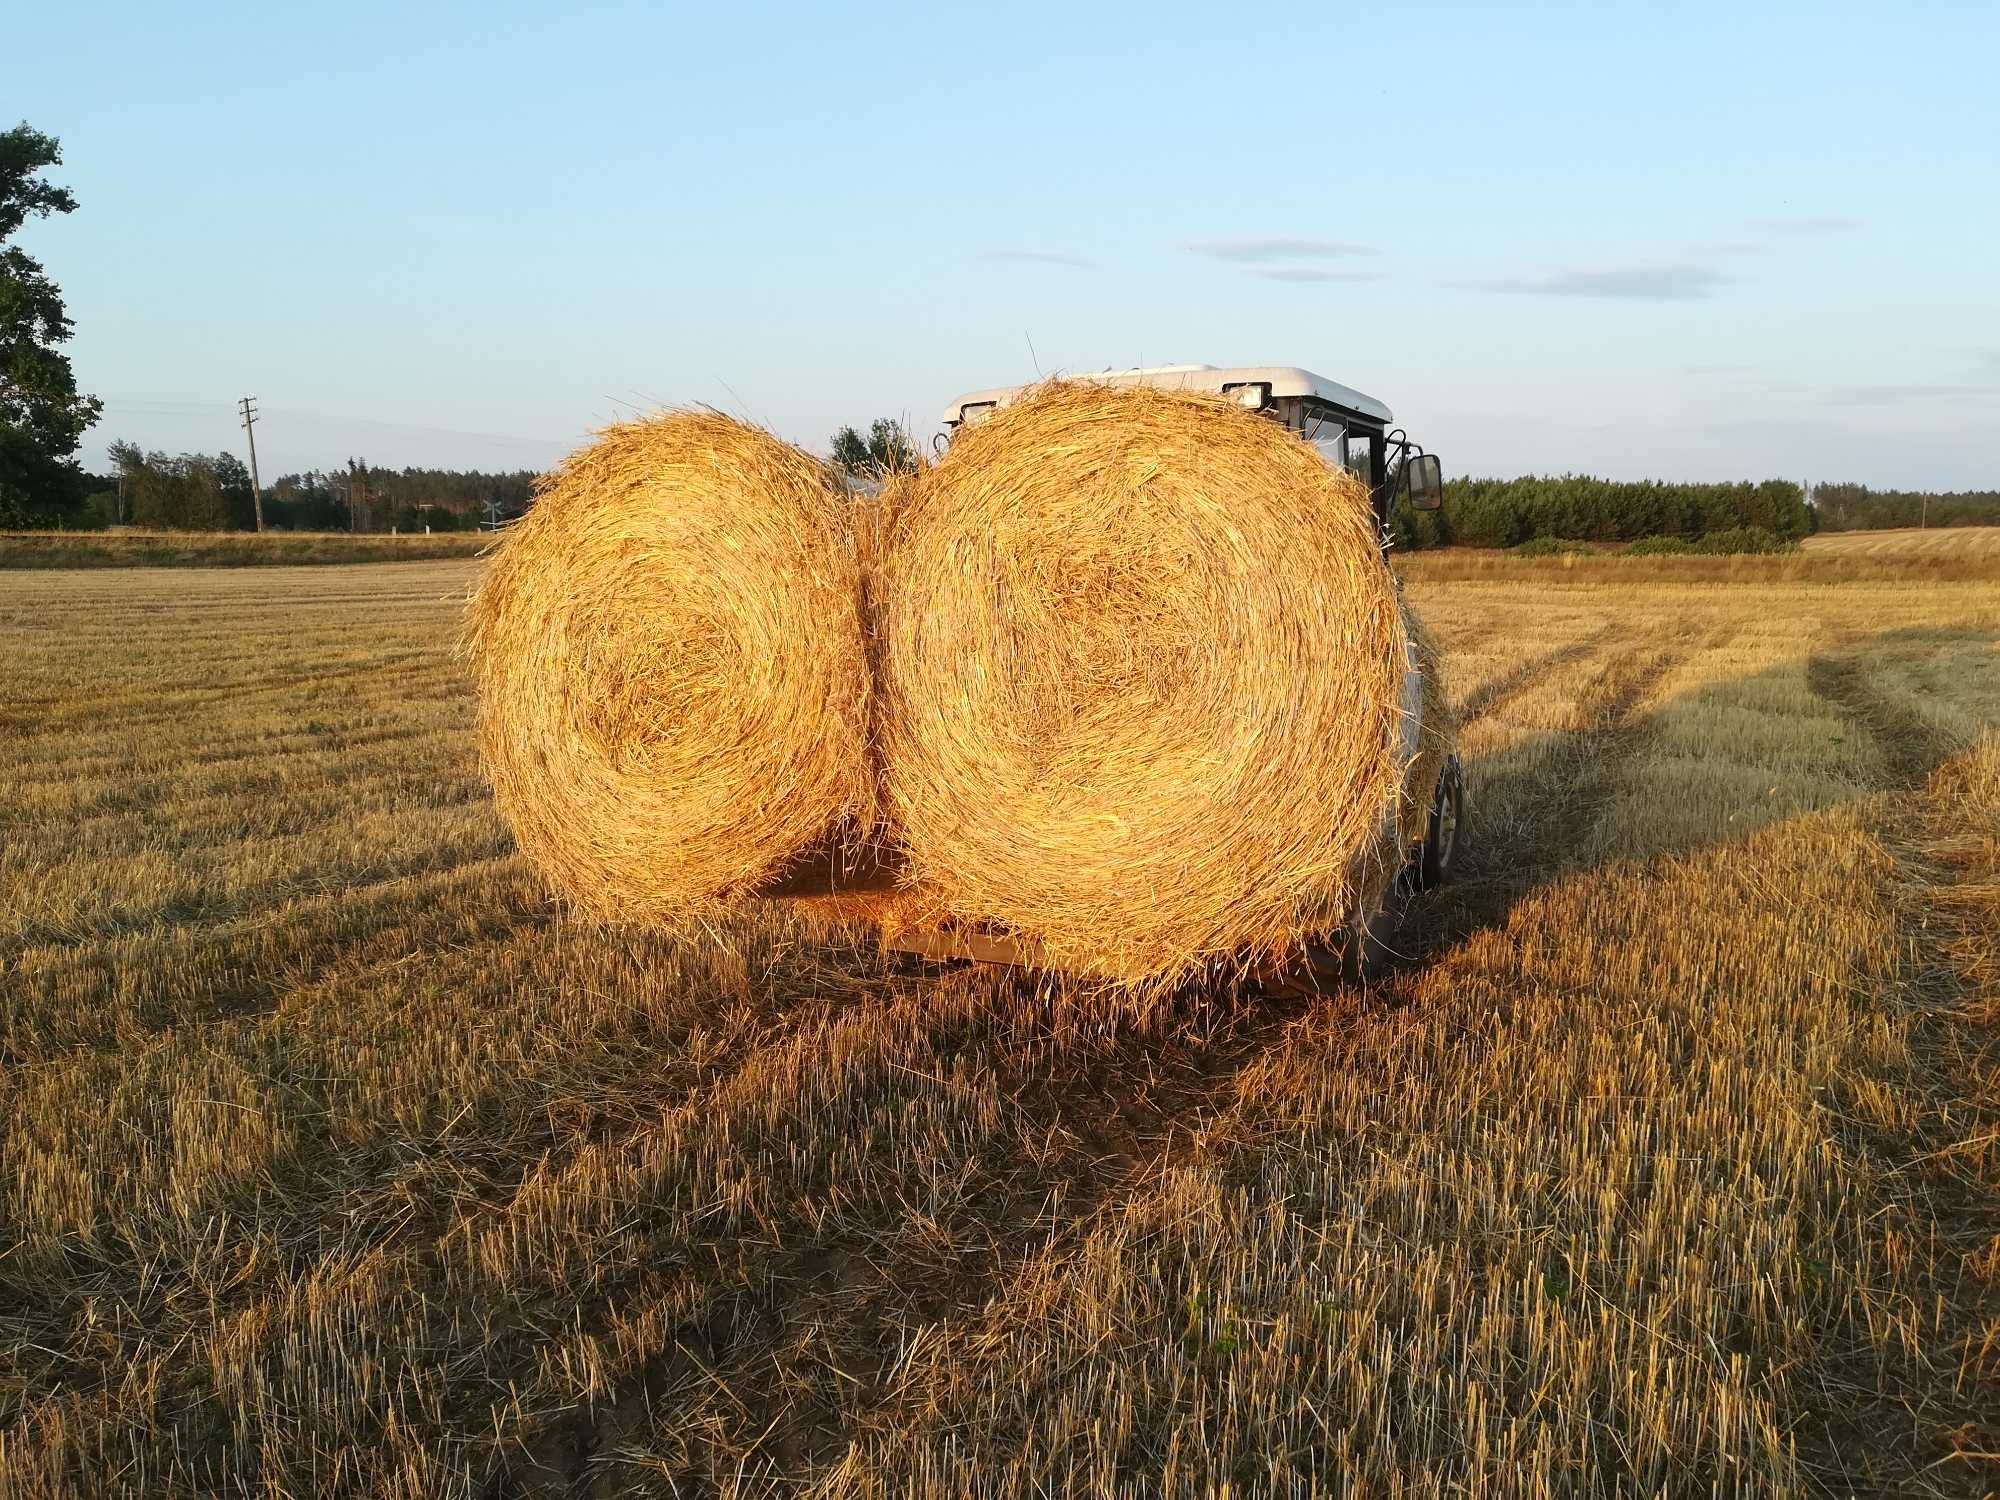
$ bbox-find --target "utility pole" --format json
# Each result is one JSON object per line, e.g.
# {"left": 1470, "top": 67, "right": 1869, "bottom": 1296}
{"left": 238, "top": 396, "right": 266, "bottom": 531}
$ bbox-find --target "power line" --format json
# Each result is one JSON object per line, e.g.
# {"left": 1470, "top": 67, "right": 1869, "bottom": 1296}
{"left": 103, "top": 396, "right": 564, "bottom": 451}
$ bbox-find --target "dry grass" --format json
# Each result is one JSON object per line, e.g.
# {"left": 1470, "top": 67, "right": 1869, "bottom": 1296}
{"left": 0, "top": 529, "right": 491, "bottom": 568}
{"left": 1401, "top": 541, "right": 2000, "bottom": 586}
{"left": 877, "top": 384, "right": 1409, "bottom": 986}
{"left": 2, "top": 560, "right": 1997, "bottom": 1496}
{"left": 1802, "top": 525, "right": 2000, "bottom": 559}
{"left": 465, "top": 413, "right": 873, "bottom": 924}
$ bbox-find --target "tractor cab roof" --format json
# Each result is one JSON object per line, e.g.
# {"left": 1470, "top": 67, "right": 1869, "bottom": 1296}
{"left": 940, "top": 364, "right": 1394, "bottom": 430}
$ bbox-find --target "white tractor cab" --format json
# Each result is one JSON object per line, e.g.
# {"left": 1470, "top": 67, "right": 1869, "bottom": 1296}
{"left": 901, "top": 364, "right": 1463, "bottom": 987}
{"left": 939, "top": 364, "right": 1446, "bottom": 553}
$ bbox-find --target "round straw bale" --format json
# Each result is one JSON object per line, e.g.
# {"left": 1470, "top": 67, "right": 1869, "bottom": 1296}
{"left": 465, "top": 411, "right": 871, "bottom": 924}
{"left": 877, "top": 381, "right": 1411, "bottom": 985}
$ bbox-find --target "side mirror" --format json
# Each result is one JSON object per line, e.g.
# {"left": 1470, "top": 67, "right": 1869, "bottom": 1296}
{"left": 1405, "top": 453, "right": 1444, "bottom": 512}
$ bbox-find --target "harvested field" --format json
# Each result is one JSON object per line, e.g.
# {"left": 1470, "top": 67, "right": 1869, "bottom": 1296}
{"left": 2, "top": 560, "right": 1997, "bottom": 1496}
{"left": 1398, "top": 544, "right": 2000, "bottom": 586}
{"left": 0, "top": 529, "right": 491, "bottom": 569}
{"left": 1802, "top": 525, "right": 2000, "bottom": 559}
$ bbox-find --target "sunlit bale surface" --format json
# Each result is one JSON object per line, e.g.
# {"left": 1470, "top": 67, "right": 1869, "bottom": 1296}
{"left": 877, "top": 383, "right": 1411, "bottom": 986}
{"left": 464, "top": 413, "right": 873, "bottom": 926}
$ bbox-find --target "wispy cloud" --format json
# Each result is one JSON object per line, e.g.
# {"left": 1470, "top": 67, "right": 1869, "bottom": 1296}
{"left": 1471, "top": 264, "right": 1729, "bottom": 301}
{"left": 1755, "top": 215, "right": 1861, "bottom": 236}
{"left": 1183, "top": 237, "right": 1375, "bottom": 263}
{"left": 1251, "top": 267, "right": 1385, "bottom": 283}
{"left": 1824, "top": 383, "right": 1994, "bottom": 405}
{"left": 980, "top": 249, "right": 1095, "bottom": 269}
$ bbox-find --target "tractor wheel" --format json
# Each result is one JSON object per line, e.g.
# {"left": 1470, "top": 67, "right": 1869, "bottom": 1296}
{"left": 1418, "top": 755, "right": 1465, "bottom": 891}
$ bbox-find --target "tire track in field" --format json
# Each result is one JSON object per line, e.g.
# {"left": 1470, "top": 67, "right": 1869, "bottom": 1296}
{"left": 986, "top": 632, "right": 1704, "bottom": 1259}
{"left": 1454, "top": 621, "right": 1617, "bottom": 727}
{"left": 1395, "top": 622, "right": 1710, "bottom": 968}
{"left": 0, "top": 730, "right": 479, "bottom": 840}
{"left": 0, "top": 652, "right": 456, "bottom": 737}
{"left": 0, "top": 797, "right": 508, "bottom": 967}
{"left": 1, "top": 917, "right": 861, "bottom": 1500}
{"left": 0, "top": 765, "right": 487, "bottom": 879}
{"left": 1806, "top": 648, "right": 1957, "bottom": 790}
{"left": 657, "top": 629, "right": 1714, "bottom": 1483}
{"left": 1802, "top": 640, "right": 2000, "bottom": 1491}
{"left": 0, "top": 854, "right": 545, "bottom": 1067}
{"left": 0, "top": 718, "right": 458, "bottom": 807}
{"left": 481, "top": 942, "right": 1356, "bottom": 1487}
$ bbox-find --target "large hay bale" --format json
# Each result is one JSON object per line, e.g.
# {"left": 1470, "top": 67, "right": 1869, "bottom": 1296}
{"left": 465, "top": 411, "right": 872, "bottom": 925}
{"left": 876, "top": 381, "right": 1413, "bottom": 985}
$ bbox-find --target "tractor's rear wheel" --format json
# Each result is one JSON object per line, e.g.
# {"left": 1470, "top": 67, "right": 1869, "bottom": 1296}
{"left": 1418, "top": 755, "right": 1465, "bottom": 891}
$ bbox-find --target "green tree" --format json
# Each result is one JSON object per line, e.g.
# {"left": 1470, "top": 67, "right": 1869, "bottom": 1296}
{"left": 347, "top": 457, "right": 373, "bottom": 531}
{"left": 110, "top": 443, "right": 232, "bottom": 530}
{"left": 215, "top": 451, "right": 256, "bottom": 530}
{"left": 1810, "top": 482, "right": 2000, "bottom": 531}
{"left": 829, "top": 417, "right": 918, "bottom": 479}
{"left": 0, "top": 123, "right": 101, "bottom": 528}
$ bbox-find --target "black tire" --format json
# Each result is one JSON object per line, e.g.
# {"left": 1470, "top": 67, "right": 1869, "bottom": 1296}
{"left": 1418, "top": 755, "right": 1465, "bottom": 891}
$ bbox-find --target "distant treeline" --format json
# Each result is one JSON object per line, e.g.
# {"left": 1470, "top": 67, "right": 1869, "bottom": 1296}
{"left": 36, "top": 445, "right": 1999, "bottom": 546}
{"left": 260, "top": 464, "right": 538, "bottom": 532}
{"left": 79, "top": 448, "right": 540, "bottom": 533}
{"left": 1809, "top": 483, "right": 2000, "bottom": 532}
{"left": 1391, "top": 474, "right": 1813, "bottom": 550}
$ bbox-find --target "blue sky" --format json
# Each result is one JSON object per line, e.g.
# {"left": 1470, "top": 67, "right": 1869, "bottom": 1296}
{"left": 10, "top": 0, "right": 1998, "bottom": 486}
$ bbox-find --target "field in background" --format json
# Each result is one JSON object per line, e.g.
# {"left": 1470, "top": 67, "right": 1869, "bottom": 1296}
{"left": 8, "top": 525, "right": 1998, "bottom": 577}
{"left": 1802, "top": 525, "right": 2000, "bottom": 559}
{"left": 1401, "top": 537, "right": 2000, "bottom": 585}
{"left": 0, "top": 529, "right": 491, "bottom": 568}
{"left": 2, "top": 561, "right": 1997, "bottom": 1496}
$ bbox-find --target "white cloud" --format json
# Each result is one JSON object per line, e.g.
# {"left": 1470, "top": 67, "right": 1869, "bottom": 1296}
{"left": 1822, "top": 383, "right": 1993, "bottom": 405}
{"left": 1471, "top": 265, "right": 1729, "bottom": 301}
{"left": 1183, "top": 237, "right": 1375, "bottom": 263}
{"left": 1251, "top": 267, "right": 1385, "bottom": 283}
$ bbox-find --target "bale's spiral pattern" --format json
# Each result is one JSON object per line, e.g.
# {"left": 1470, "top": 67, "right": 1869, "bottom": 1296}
{"left": 877, "top": 382, "right": 1411, "bottom": 984}
{"left": 465, "top": 412, "right": 871, "bottom": 924}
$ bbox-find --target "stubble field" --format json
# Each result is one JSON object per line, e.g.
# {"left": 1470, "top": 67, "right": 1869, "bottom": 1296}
{"left": 1802, "top": 525, "right": 2000, "bottom": 560}
{"left": 1, "top": 558, "right": 1996, "bottom": 1497}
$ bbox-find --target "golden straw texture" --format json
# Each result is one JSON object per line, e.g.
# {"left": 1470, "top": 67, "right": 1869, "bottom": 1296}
{"left": 465, "top": 411, "right": 871, "bottom": 924}
{"left": 877, "top": 382, "right": 1411, "bottom": 985}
